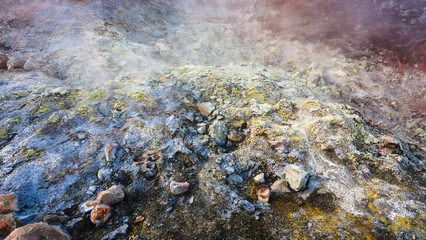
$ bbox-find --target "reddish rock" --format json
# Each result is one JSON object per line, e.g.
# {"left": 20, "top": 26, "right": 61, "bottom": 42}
{"left": 90, "top": 204, "right": 111, "bottom": 226}
{"left": 0, "top": 193, "right": 18, "bottom": 214}
{"left": 96, "top": 185, "right": 125, "bottom": 206}
{"left": 257, "top": 188, "right": 270, "bottom": 203}
{"left": 197, "top": 102, "right": 215, "bottom": 116}
{"left": 0, "top": 214, "right": 19, "bottom": 238}
{"left": 5, "top": 223, "right": 70, "bottom": 240}
{"left": 134, "top": 216, "right": 144, "bottom": 224}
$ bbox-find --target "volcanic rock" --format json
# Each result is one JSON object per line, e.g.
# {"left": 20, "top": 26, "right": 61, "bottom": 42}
{"left": 5, "top": 223, "right": 70, "bottom": 240}
{"left": 285, "top": 164, "right": 309, "bottom": 191}
{"left": 197, "top": 102, "right": 215, "bottom": 116}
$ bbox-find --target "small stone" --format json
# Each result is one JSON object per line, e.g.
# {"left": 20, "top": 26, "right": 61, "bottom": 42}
{"left": 0, "top": 214, "right": 19, "bottom": 238}
{"left": 197, "top": 123, "right": 208, "bottom": 134}
{"left": 208, "top": 121, "right": 228, "bottom": 147}
{"left": 79, "top": 200, "right": 97, "bottom": 213}
{"left": 228, "top": 130, "right": 243, "bottom": 142}
{"left": 5, "top": 223, "right": 70, "bottom": 240}
{"left": 90, "top": 204, "right": 111, "bottom": 227}
{"left": 105, "top": 145, "right": 115, "bottom": 162}
{"left": 271, "top": 179, "right": 291, "bottom": 193}
{"left": 257, "top": 188, "right": 270, "bottom": 203}
{"left": 238, "top": 200, "right": 255, "bottom": 212}
{"left": 0, "top": 54, "right": 9, "bottom": 70}
{"left": 197, "top": 102, "right": 215, "bottom": 116}
{"left": 254, "top": 173, "right": 265, "bottom": 183}
{"left": 170, "top": 181, "right": 189, "bottom": 195}
{"left": 195, "top": 116, "right": 203, "bottom": 122}
{"left": 101, "top": 224, "right": 128, "bottom": 240}
{"left": 140, "top": 162, "right": 157, "bottom": 180}
{"left": 23, "top": 59, "right": 40, "bottom": 71}
{"left": 285, "top": 164, "right": 309, "bottom": 191}
{"left": 297, "top": 200, "right": 304, "bottom": 206}
{"left": 134, "top": 216, "right": 144, "bottom": 224}
{"left": 96, "top": 185, "right": 125, "bottom": 206}
{"left": 97, "top": 168, "right": 112, "bottom": 180}
{"left": 0, "top": 193, "right": 18, "bottom": 214}
{"left": 185, "top": 112, "right": 195, "bottom": 122}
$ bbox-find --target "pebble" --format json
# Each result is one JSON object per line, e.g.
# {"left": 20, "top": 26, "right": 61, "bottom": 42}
{"left": 186, "top": 112, "right": 195, "bottom": 122}
{"left": 90, "top": 204, "right": 111, "bottom": 227}
{"left": 197, "top": 102, "right": 215, "bottom": 116}
{"left": 0, "top": 214, "right": 19, "bottom": 238}
{"left": 195, "top": 116, "right": 203, "bottom": 122}
{"left": 96, "top": 185, "right": 125, "bottom": 206}
{"left": 5, "top": 223, "right": 70, "bottom": 240}
{"left": 253, "top": 173, "right": 265, "bottom": 183}
{"left": 270, "top": 179, "right": 291, "bottom": 193}
{"left": 257, "top": 188, "right": 270, "bottom": 203}
{"left": 197, "top": 123, "right": 208, "bottom": 134}
{"left": 134, "top": 216, "right": 144, "bottom": 223}
{"left": 170, "top": 181, "right": 190, "bottom": 195}
{"left": 285, "top": 164, "right": 309, "bottom": 191}
{"left": 140, "top": 161, "right": 157, "bottom": 179}
{"left": 0, "top": 193, "right": 18, "bottom": 214}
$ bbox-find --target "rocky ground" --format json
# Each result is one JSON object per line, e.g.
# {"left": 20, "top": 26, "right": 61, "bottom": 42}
{"left": 0, "top": 0, "right": 425, "bottom": 239}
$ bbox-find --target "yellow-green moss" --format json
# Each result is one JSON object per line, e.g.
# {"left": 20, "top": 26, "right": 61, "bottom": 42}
{"left": 43, "top": 115, "right": 61, "bottom": 125}
{"left": 247, "top": 90, "right": 265, "bottom": 102}
{"left": 131, "top": 91, "right": 153, "bottom": 106}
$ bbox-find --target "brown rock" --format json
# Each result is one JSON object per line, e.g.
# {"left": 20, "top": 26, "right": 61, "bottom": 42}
{"left": 197, "top": 102, "right": 215, "bottom": 116}
{"left": 90, "top": 204, "right": 111, "bottom": 226}
{"left": 0, "top": 193, "right": 18, "bottom": 214}
{"left": 5, "top": 223, "right": 70, "bottom": 240}
{"left": 96, "top": 185, "right": 125, "bottom": 206}
{"left": 271, "top": 179, "right": 291, "bottom": 193}
{"left": 134, "top": 216, "right": 144, "bottom": 224}
{"left": 257, "top": 188, "right": 270, "bottom": 203}
{"left": 42, "top": 215, "right": 61, "bottom": 224}
{"left": 0, "top": 214, "right": 19, "bottom": 238}
{"left": 0, "top": 54, "right": 9, "bottom": 70}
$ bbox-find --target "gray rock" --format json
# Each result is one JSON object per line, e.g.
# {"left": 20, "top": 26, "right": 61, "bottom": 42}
{"left": 101, "top": 224, "right": 128, "bottom": 240}
{"left": 97, "top": 168, "right": 112, "bottom": 180}
{"left": 271, "top": 179, "right": 291, "bottom": 193}
{"left": 51, "top": 87, "right": 69, "bottom": 96}
{"left": 7, "top": 58, "right": 26, "bottom": 70}
{"left": 284, "top": 164, "right": 309, "bottom": 191}
{"left": 23, "top": 59, "right": 41, "bottom": 71}
{"left": 208, "top": 121, "right": 228, "bottom": 147}
{"left": 197, "top": 123, "right": 208, "bottom": 134}
{"left": 253, "top": 173, "right": 265, "bottom": 183}
{"left": 170, "top": 181, "right": 189, "bottom": 195}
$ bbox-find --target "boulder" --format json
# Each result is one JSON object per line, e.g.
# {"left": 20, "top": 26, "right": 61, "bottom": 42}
{"left": 284, "top": 164, "right": 309, "bottom": 191}
{"left": 0, "top": 193, "right": 18, "bottom": 214}
{"left": 170, "top": 181, "right": 189, "bottom": 195}
{"left": 5, "top": 223, "right": 70, "bottom": 240}
{"left": 96, "top": 185, "right": 125, "bottom": 206}
{"left": 7, "top": 59, "right": 26, "bottom": 70}
{"left": 23, "top": 59, "right": 40, "bottom": 71}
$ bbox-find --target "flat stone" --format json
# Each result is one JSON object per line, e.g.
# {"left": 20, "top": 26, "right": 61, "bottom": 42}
{"left": 0, "top": 193, "right": 18, "bottom": 214}
{"left": 0, "top": 214, "right": 19, "bottom": 238}
{"left": 101, "top": 224, "right": 128, "bottom": 240}
{"left": 96, "top": 185, "right": 125, "bottom": 206}
{"left": 5, "top": 223, "right": 70, "bottom": 240}
{"left": 285, "top": 164, "right": 309, "bottom": 191}
{"left": 170, "top": 181, "right": 189, "bottom": 195}
{"left": 271, "top": 179, "right": 291, "bottom": 193}
{"left": 197, "top": 102, "right": 215, "bottom": 116}
{"left": 90, "top": 204, "right": 111, "bottom": 227}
